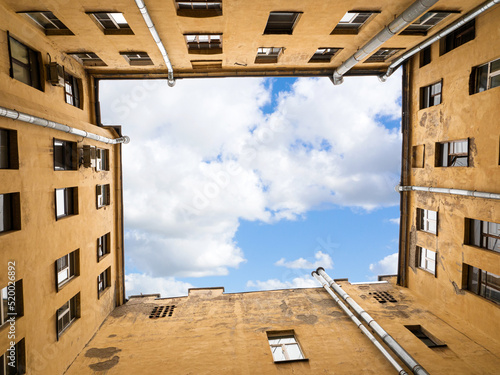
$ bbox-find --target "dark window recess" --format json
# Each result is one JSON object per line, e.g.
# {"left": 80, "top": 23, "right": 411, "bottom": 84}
{"left": 8, "top": 35, "right": 42, "bottom": 90}
{"left": 436, "top": 139, "right": 468, "bottom": 167}
{"left": 55, "top": 250, "right": 79, "bottom": 291}
{"left": 54, "top": 139, "right": 77, "bottom": 170}
{"left": 22, "top": 11, "right": 74, "bottom": 35}
{"left": 64, "top": 73, "right": 81, "bottom": 108}
{"left": 185, "top": 34, "right": 222, "bottom": 54}
{"left": 69, "top": 52, "right": 106, "bottom": 67}
{"left": 420, "top": 80, "right": 442, "bottom": 109}
{"left": 406, "top": 325, "right": 446, "bottom": 348}
{"left": 1, "top": 280, "right": 24, "bottom": 326}
{"left": 465, "top": 265, "right": 500, "bottom": 304}
{"left": 191, "top": 60, "right": 223, "bottom": 69}
{"left": 120, "top": 52, "right": 154, "bottom": 66}
{"left": 96, "top": 184, "right": 111, "bottom": 208}
{"left": 0, "top": 128, "right": 19, "bottom": 169}
{"left": 470, "top": 58, "right": 500, "bottom": 95}
{"left": 331, "top": 11, "right": 378, "bottom": 35}
{"left": 369, "top": 291, "right": 397, "bottom": 303}
{"left": 89, "top": 12, "right": 133, "bottom": 35}
{"left": 55, "top": 187, "right": 78, "bottom": 220}
{"left": 263, "top": 12, "right": 301, "bottom": 35}
{"left": 0, "top": 338, "right": 26, "bottom": 374}
{"left": 176, "top": 0, "right": 222, "bottom": 17}
{"left": 98, "top": 267, "right": 111, "bottom": 297}
{"left": 441, "top": 19, "right": 475, "bottom": 55}
{"left": 365, "top": 48, "right": 403, "bottom": 63}
{"left": 309, "top": 48, "right": 341, "bottom": 63}
{"left": 98, "top": 233, "right": 111, "bottom": 259}
{"left": 149, "top": 305, "right": 175, "bottom": 318}
{"left": 420, "top": 46, "right": 431, "bottom": 68}
{"left": 466, "top": 219, "right": 500, "bottom": 253}
{"left": 57, "top": 293, "right": 80, "bottom": 339}
{"left": 0, "top": 193, "right": 21, "bottom": 234}
{"left": 401, "top": 11, "right": 454, "bottom": 36}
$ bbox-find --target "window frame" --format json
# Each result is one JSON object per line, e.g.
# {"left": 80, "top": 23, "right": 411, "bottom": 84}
{"left": 331, "top": 11, "right": 379, "bottom": 35}
{"left": 255, "top": 47, "right": 283, "bottom": 64}
{"left": 419, "top": 46, "right": 431, "bottom": 68}
{"left": 20, "top": 11, "right": 74, "bottom": 35}
{"left": 97, "top": 233, "right": 111, "bottom": 261}
{"left": 436, "top": 139, "right": 469, "bottom": 167}
{"left": 120, "top": 52, "right": 154, "bottom": 66}
{"left": 184, "top": 34, "right": 223, "bottom": 54}
{"left": 420, "top": 80, "right": 442, "bottom": 109}
{"left": 263, "top": 12, "right": 302, "bottom": 35}
{"left": 0, "top": 128, "right": 19, "bottom": 170}
{"left": 1, "top": 280, "right": 24, "bottom": 328}
{"left": 417, "top": 246, "right": 436, "bottom": 275}
{"left": 97, "top": 267, "right": 112, "bottom": 298}
{"left": 464, "top": 264, "right": 500, "bottom": 305}
{"left": 308, "top": 48, "right": 342, "bottom": 63}
{"left": 400, "top": 11, "right": 456, "bottom": 36}
{"left": 440, "top": 19, "right": 475, "bottom": 55}
{"left": 55, "top": 250, "right": 79, "bottom": 291}
{"left": 465, "top": 218, "right": 500, "bottom": 253}
{"left": 470, "top": 58, "right": 500, "bottom": 94}
{"left": 0, "top": 192, "right": 21, "bottom": 234}
{"left": 96, "top": 148, "right": 109, "bottom": 171}
{"left": 267, "top": 331, "right": 307, "bottom": 363}
{"left": 56, "top": 293, "right": 80, "bottom": 339}
{"left": 7, "top": 33, "right": 43, "bottom": 91}
{"left": 68, "top": 52, "right": 107, "bottom": 67}
{"left": 55, "top": 187, "right": 78, "bottom": 220}
{"left": 88, "top": 12, "right": 134, "bottom": 35}
{"left": 96, "top": 184, "right": 111, "bottom": 209}
{"left": 64, "top": 72, "right": 82, "bottom": 108}
{"left": 53, "top": 138, "right": 77, "bottom": 171}
{"left": 0, "top": 338, "right": 25, "bottom": 374}
{"left": 364, "top": 48, "right": 404, "bottom": 63}
{"left": 175, "top": 0, "right": 222, "bottom": 17}
{"left": 417, "top": 208, "right": 438, "bottom": 235}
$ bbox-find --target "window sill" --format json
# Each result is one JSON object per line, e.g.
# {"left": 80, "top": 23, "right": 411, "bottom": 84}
{"left": 274, "top": 358, "right": 309, "bottom": 364}
{"left": 0, "top": 229, "right": 21, "bottom": 236}
{"left": 417, "top": 267, "right": 435, "bottom": 276}
{"left": 57, "top": 275, "right": 76, "bottom": 292}
{"left": 0, "top": 315, "right": 23, "bottom": 331}
{"left": 56, "top": 214, "right": 77, "bottom": 221}
{"left": 57, "top": 318, "right": 77, "bottom": 341}
{"left": 417, "top": 229, "right": 437, "bottom": 236}
{"left": 462, "top": 243, "right": 500, "bottom": 255}
{"left": 98, "top": 253, "right": 111, "bottom": 263}
{"left": 98, "top": 286, "right": 111, "bottom": 300}
{"left": 463, "top": 289, "right": 500, "bottom": 306}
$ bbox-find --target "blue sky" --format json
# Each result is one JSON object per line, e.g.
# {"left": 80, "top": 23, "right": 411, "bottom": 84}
{"left": 100, "top": 73, "right": 402, "bottom": 297}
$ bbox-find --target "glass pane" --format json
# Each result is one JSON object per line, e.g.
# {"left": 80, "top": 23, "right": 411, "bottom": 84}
{"left": 10, "top": 38, "right": 29, "bottom": 64}
{"left": 428, "top": 260, "right": 436, "bottom": 273}
{"left": 12, "top": 62, "right": 31, "bottom": 86}
{"left": 433, "top": 94, "right": 441, "bottom": 105}
{"left": 58, "top": 269, "right": 69, "bottom": 284}
{"left": 490, "top": 59, "right": 500, "bottom": 73}
{"left": 468, "top": 265, "right": 479, "bottom": 294}
{"left": 0, "top": 129, "right": 9, "bottom": 169}
{"left": 476, "top": 65, "right": 488, "bottom": 92}
{"left": 427, "top": 249, "right": 436, "bottom": 260}
{"left": 110, "top": 13, "right": 127, "bottom": 26}
{"left": 271, "top": 346, "right": 286, "bottom": 361}
{"left": 490, "top": 75, "right": 500, "bottom": 90}
{"left": 0, "top": 194, "right": 12, "bottom": 232}
{"left": 427, "top": 210, "right": 437, "bottom": 221}
{"left": 286, "top": 344, "right": 304, "bottom": 360}
{"left": 1, "top": 286, "right": 8, "bottom": 324}
{"left": 340, "top": 12, "right": 356, "bottom": 23}
{"left": 278, "top": 337, "right": 296, "bottom": 344}
{"left": 56, "top": 189, "right": 66, "bottom": 217}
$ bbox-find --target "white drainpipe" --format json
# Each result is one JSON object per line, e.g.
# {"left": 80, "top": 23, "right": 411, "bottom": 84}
{"left": 312, "top": 271, "right": 408, "bottom": 375}
{"left": 380, "top": 0, "right": 500, "bottom": 81}
{"left": 332, "top": 0, "right": 438, "bottom": 85}
{"left": 0, "top": 106, "right": 130, "bottom": 144}
{"left": 134, "top": 0, "right": 176, "bottom": 87}
{"left": 397, "top": 185, "right": 500, "bottom": 200}
{"left": 315, "top": 268, "right": 430, "bottom": 375}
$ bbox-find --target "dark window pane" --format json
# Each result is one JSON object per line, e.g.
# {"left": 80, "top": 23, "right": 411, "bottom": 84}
{"left": 0, "top": 194, "right": 13, "bottom": 232}
{"left": 0, "top": 129, "right": 9, "bottom": 169}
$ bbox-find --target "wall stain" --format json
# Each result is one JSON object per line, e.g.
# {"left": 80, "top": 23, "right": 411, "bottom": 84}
{"left": 88, "top": 356, "right": 120, "bottom": 372}
{"left": 451, "top": 281, "right": 466, "bottom": 295}
{"left": 296, "top": 314, "right": 318, "bottom": 325}
{"left": 85, "top": 347, "right": 121, "bottom": 359}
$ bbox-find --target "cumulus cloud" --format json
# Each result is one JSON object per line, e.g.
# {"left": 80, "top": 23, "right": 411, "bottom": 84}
{"left": 275, "top": 251, "right": 333, "bottom": 269}
{"left": 369, "top": 253, "right": 399, "bottom": 276}
{"left": 100, "top": 74, "right": 401, "bottom": 280}
{"left": 246, "top": 275, "right": 318, "bottom": 291}
{"left": 125, "top": 273, "right": 194, "bottom": 298}
{"left": 389, "top": 218, "right": 400, "bottom": 225}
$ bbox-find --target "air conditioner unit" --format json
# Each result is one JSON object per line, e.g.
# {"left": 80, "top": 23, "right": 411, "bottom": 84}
{"left": 46, "top": 62, "right": 65, "bottom": 87}
{"left": 82, "top": 145, "right": 96, "bottom": 168}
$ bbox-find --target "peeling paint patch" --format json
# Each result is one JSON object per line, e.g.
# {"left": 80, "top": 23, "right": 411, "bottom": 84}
{"left": 85, "top": 347, "right": 121, "bottom": 359}
{"left": 108, "top": 334, "right": 117, "bottom": 338}
{"left": 88, "top": 356, "right": 120, "bottom": 371}
{"left": 296, "top": 314, "right": 318, "bottom": 325}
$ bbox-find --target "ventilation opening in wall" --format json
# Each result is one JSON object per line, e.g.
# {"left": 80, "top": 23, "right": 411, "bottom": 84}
{"left": 369, "top": 291, "right": 397, "bottom": 303}
{"left": 149, "top": 305, "right": 175, "bottom": 318}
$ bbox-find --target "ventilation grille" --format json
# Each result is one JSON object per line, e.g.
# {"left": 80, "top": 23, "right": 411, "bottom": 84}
{"left": 149, "top": 305, "right": 175, "bottom": 319}
{"left": 369, "top": 292, "right": 397, "bottom": 303}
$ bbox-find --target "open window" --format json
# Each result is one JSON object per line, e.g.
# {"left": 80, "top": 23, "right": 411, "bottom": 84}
{"left": 263, "top": 12, "right": 301, "bottom": 35}
{"left": 416, "top": 247, "right": 436, "bottom": 275}
{"left": 420, "top": 80, "right": 442, "bottom": 109}
{"left": 440, "top": 19, "right": 474, "bottom": 55}
{"left": 465, "top": 218, "right": 500, "bottom": 253}
{"left": 436, "top": 139, "right": 468, "bottom": 167}
{"left": 185, "top": 34, "right": 222, "bottom": 54}
{"left": 0, "top": 128, "right": 19, "bottom": 169}
{"left": 55, "top": 187, "right": 78, "bottom": 220}
{"left": 54, "top": 139, "right": 77, "bottom": 170}
{"left": 8, "top": 35, "right": 43, "bottom": 90}
{"left": 255, "top": 47, "right": 283, "bottom": 64}
{"left": 96, "top": 184, "right": 111, "bottom": 208}
{"left": 56, "top": 293, "right": 80, "bottom": 339}
{"left": 64, "top": 72, "right": 82, "bottom": 108}
{"left": 55, "top": 250, "right": 79, "bottom": 291}
{"left": 175, "top": 0, "right": 222, "bottom": 17}
{"left": 0, "top": 193, "right": 21, "bottom": 234}
{"left": 464, "top": 264, "right": 500, "bottom": 304}
{"left": 97, "top": 233, "right": 111, "bottom": 260}
{"left": 68, "top": 52, "right": 106, "bottom": 67}
{"left": 470, "top": 58, "right": 500, "bottom": 94}
{"left": 417, "top": 208, "right": 437, "bottom": 235}
{"left": 1, "top": 280, "right": 24, "bottom": 327}
{"left": 405, "top": 325, "right": 446, "bottom": 347}
{"left": 331, "top": 11, "right": 379, "bottom": 35}
{"left": 89, "top": 12, "right": 133, "bottom": 35}
{"left": 400, "top": 11, "right": 456, "bottom": 36}
{"left": 98, "top": 267, "right": 112, "bottom": 298}
{"left": 365, "top": 48, "right": 404, "bottom": 63}
{"left": 20, "top": 11, "right": 74, "bottom": 35}
{"left": 308, "top": 48, "right": 341, "bottom": 63}
{"left": 267, "top": 331, "right": 306, "bottom": 362}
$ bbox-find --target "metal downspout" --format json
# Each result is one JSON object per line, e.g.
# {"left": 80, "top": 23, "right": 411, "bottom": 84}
{"left": 316, "top": 268, "right": 430, "bottom": 375}
{"left": 380, "top": 0, "right": 500, "bottom": 81}
{"left": 398, "top": 185, "right": 500, "bottom": 200}
{"left": 134, "top": 0, "right": 176, "bottom": 87}
{"left": 332, "top": 0, "right": 438, "bottom": 85}
{"left": 312, "top": 272, "right": 408, "bottom": 375}
{"left": 0, "top": 106, "right": 130, "bottom": 145}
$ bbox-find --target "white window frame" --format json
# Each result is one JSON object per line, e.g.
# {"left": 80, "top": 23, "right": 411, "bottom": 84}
{"left": 418, "top": 247, "right": 436, "bottom": 274}
{"left": 57, "top": 296, "right": 77, "bottom": 337}
{"left": 418, "top": 208, "right": 437, "bottom": 234}
{"left": 98, "top": 233, "right": 110, "bottom": 259}
{"left": 0, "top": 286, "right": 8, "bottom": 326}
{"left": 267, "top": 334, "right": 305, "bottom": 362}
{"left": 474, "top": 58, "right": 500, "bottom": 93}
{"left": 96, "top": 148, "right": 109, "bottom": 171}
{"left": 96, "top": 184, "right": 110, "bottom": 208}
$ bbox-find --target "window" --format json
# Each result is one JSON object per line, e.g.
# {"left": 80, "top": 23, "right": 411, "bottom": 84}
{"left": 1, "top": 280, "right": 24, "bottom": 328}
{"left": 412, "top": 144, "right": 425, "bottom": 168}
{"left": 97, "top": 233, "right": 111, "bottom": 260}
{"left": 441, "top": 19, "right": 475, "bottom": 55}
{"left": 8, "top": 35, "right": 42, "bottom": 90}
{"left": 308, "top": 48, "right": 341, "bottom": 63}
{"left": 420, "top": 46, "right": 431, "bottom": 68}
{"left": 436, "top": 139, "right": 468, "bottom": 167}
{"left": 1, "top": 339, "right": 25, "bottom": 374}
{"left": 54, "top": 139, "right": 77, "bottom": 170}
{"left": 21, "top": 11, "right": 73, "bottom": 35}
{"left": 64, "top": 72, "right": 81, "bottom": 108}
{"left": 120, "top": 52, "right": 153, "bottom": 66}
{"left": 55, "top": 187, "right": 78, "bottom": 220}
{"left": 331, "top": 11, "right": 378, "bottom": 34}
{"left": 466, "top": 219, "right": 500, "bottom": 253}
{"left": 69, "top": 52, "right": 106, "bottom": 67}
{"left": 263, "top": 12, "right": 301, "bottom": 35}
{"left": 405, "top": 325, "right": 446, "bottom": 348}
{"left": 417, "top": 247, "right": 436, "bottom": 275}
{"left": 420, "top": 80, "right": 442, "bottom": 109}
{"left": 176, "top": 0, "right": 222, "bottom": 17}
{"left": 57, "top": 293, "right": 80, "bottom": 338}
{"left": 400, "top": 11, "right": 455, "bottom": 36}
{"left": 0, "top": 128, "right": 19, "bottom": 169}
{"left": 267, "top": 332, "right": 305, "bottom": 362}
{"left": 417, "top": 208, "right": 437, "bottom": 234}
{"left": 191, "top": 60, "right": 223, "bottom": 69}
{"left": 96, "top": 148, "right": 109, "bottom": 171}
{"left": 255, "top": 47, "right": 283, "bottom": 64}
{"left": 55, "top": 250, "right": 79, "bottom": 290}
{"left": 470, "top": 58, "right": 500, "bottom": 94}
{"left": 465, "top": 265, "right": 500, "bottom": 304}
{"left": 365, "top": 48, "right": 404, "bottom": 63}
{"left": 185, "top": 34, "right": 222, "bottom": 54}
{"left": 89, "top": 12, "right": 133, "bottom": 35}
{"left": 98, "top": 267, "right": 111, "bottom": 298}
{"left": 96, "top": 184, "right": 110, "bottom": 208}
{"left": 0, "top": 193, "right": 21, "bottom": 234}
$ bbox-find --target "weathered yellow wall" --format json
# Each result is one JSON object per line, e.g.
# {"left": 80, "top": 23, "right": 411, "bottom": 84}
{"left": 0, "top": 2, "right": 124, "bottom": 373}
{"left": 66, "top": 284, "right": 500, "bottom": 374}
{"left": 403, "top": 5, "right": 500, "bottom": 340}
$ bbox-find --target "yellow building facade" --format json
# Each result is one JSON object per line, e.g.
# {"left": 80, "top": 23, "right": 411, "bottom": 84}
{"left": 0, "top": 0, "right": 498, "bottom": 373}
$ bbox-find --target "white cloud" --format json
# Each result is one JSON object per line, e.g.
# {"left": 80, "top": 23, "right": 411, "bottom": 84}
{"left": 246, "top": 275, "right": 318, "bottom": 291}
{"left": 125, "top": 273, "right": 194, "bottom": 298}
{"left": 100, "top": 74, "right": 401, "bottom": 281}
{"left": 369, "top": 253, "right": 399, "bottom": 276}
{"left": 389, "top": 218, "right": 400, "bottom": 225}
{"left": 275, "top": 251, "right": 333, "bottom": 269}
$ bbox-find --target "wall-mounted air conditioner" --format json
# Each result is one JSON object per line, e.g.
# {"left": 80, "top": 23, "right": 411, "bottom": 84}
{"left": 46, "top": 62, "right": 65, "bottom": 87}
